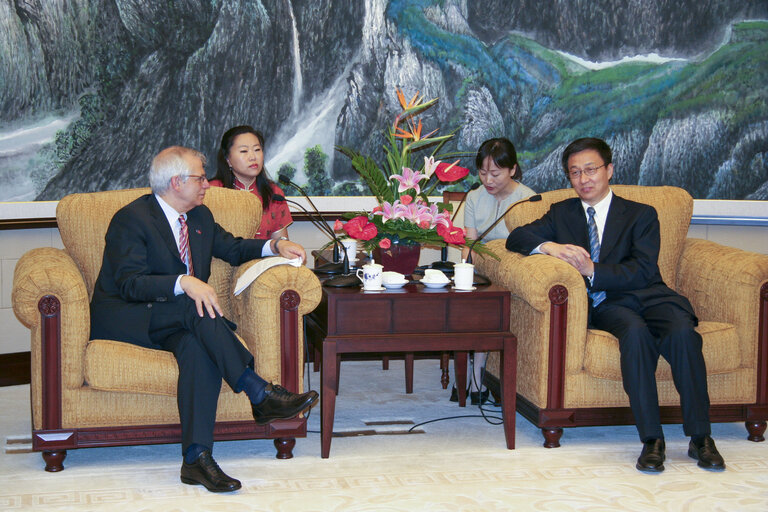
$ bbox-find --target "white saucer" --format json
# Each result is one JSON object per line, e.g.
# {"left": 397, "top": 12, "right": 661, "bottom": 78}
{"left": 451, "top": 286, "right": 476, "bottom": 291}
{"left": 362, "top": 286, "right": 386, "bottom": 292}
{"left": 383, "top": 281, "right": 407, "bottom": 289}
{"left": 422, "top": 281, "right": 449, "bottom": 288}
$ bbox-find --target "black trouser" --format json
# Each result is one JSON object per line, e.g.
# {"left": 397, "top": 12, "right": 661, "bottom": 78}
{"left": 591, "top": 302, "right": 711, "bottom": 442}
{"left": 149, "top": 297, "right": 254, "bottom": 454}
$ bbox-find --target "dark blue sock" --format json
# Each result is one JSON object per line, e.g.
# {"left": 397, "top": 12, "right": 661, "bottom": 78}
{"left": 184, "top": 443, "right": 207, "bottom": 464}
{"left": 236, "top": 368, "right": 268, "bottom": 405}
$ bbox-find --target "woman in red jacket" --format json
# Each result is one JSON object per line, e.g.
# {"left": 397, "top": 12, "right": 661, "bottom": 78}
{"left": 210, "top": 125, "right": 293, "bottom": 240}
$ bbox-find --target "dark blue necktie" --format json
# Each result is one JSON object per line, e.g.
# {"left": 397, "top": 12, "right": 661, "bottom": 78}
{"left": 587, "top": 207, "right": 606, "bottom": 307}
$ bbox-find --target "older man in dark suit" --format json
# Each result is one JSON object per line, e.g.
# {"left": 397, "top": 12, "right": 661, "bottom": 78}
{"left": 505, "top": 138, "right": 724, "bottom": 473}
{"left": 90, "top": 146, "right": 318, "bottom": 492}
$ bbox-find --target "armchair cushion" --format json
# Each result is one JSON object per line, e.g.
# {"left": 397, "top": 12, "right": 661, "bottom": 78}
{"left": 84, "top": 339, "right": 182, "bottom": 396}
{"left": 583, "top": 322, "right": 741, "bottom": 382}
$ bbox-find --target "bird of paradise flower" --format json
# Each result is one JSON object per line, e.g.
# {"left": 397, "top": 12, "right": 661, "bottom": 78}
{"left": 335, "top": 88, "right": 498, "bottom": 258}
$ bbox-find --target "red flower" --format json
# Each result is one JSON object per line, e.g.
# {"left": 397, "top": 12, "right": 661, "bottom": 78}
{"left": 400, "top": 194, "right": 413, "bottom": 205}
{"left": 343, "top": 215, "right": 378, "bottom": 241}
{"left": 372, "top": 205, "right": 382, "bottom": 213}
{"left": 333, "top": 219, "right": 344, "bottom": 231}
{"left": 437, "top": 222, "right": 466, "bottom": 245}
{"left": 435, "top": 160, "right": 470, "bottom": 182}
{"left": 418, "top": 220, "right": 430, "bottom": 229}
{"left": 378, "top": 238, "right": 392, "bottom": 249}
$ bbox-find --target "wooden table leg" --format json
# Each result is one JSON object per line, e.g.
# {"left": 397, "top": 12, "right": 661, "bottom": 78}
{"left": 405, "top": 353, "right": 414, "bottom": 394}
{"left": 321, "top": 340, "right": 338, "bottom": 458}
{"left": 501, "top": 335, "right": 517, "bottom": 449}
{"left": 335, "top": 354, "right": 341, "bottom": 395}
{"left": 455, "top": 350, "right": 468, "bottom": 407}
{"left": 440, "top": 352, "right": 450, "bottom": 389}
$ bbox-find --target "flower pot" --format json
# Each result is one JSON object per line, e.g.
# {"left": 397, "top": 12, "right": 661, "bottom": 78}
{"left": 374, "top": 242, "right": 422, "bottom": 276}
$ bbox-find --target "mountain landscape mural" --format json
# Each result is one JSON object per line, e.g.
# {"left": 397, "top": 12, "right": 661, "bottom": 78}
{"left": 1, "top": 0, "right": 767, "bottom": 202}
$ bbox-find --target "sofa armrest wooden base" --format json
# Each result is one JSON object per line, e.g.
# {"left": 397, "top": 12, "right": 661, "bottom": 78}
{"left": 33, "top": 418, "right": 307, "bottom": 472}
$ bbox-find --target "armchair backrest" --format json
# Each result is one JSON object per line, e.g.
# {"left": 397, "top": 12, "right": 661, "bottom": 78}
{"left": 504, "top": 185, "right": 693, "bottom": 288}
{"left": 56, "top": 187, "right": 263, "bottom": 301}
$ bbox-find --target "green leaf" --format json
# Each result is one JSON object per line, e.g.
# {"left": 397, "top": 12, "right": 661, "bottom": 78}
{"left": 335, "top": 145, "right": 393, "bottom": 203}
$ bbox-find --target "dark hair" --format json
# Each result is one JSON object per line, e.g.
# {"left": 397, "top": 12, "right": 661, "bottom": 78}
{"left": 475, "top": 138, "right": 522, "bottom": 180}
{"left": 213, "top": 125, "right": 275, "bottom": 209}
{"left": 561, "top": 137, "right": 612, "bottom": 175}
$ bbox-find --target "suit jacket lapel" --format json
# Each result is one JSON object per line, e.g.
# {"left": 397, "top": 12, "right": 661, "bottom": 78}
{"left": 148, "top": 195, "right": 184, "bottom": 264}
{"left": 186, "top": 209, "right": 204, "bottom": 276}
{"left": 600, "top": 194, "right": 626, "bottom": 261}
{"left": 565, "top": 198, "right": 590, "bottom": 250}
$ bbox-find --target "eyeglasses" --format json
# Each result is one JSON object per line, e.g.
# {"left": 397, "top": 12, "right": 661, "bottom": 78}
{"left": 181, "top": 174, "right": 208, "bottom": 184}
{"left": 568, "top": 164, "right": 606, "bottom": 179}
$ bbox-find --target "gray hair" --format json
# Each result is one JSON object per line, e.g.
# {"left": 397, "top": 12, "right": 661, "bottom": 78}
{"left": 149, "top": 146, "right": 207, "bottom": 194}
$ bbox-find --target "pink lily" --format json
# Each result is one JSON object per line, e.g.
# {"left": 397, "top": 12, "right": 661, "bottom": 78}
{"left": 403, "top": 203, "right": 435, "bottom": 227}
{"left": 422, "top": 203, "right": 451, "bottom": 229}
{"left": 423, "top": 156, "right": 439, "bottom": 179}
{"left": 390, "top": 167, "right": 427, "bottom": 194}
{"left": 373, "top": 200, "right": 409, "bottom": 222}
{"left": 431, "top": 207, "right": 452, "bottom": 228}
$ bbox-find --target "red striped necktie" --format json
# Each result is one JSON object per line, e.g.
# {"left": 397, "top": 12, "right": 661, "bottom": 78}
{"left": 178, "top": 215, "right": 194, "bottom": 276}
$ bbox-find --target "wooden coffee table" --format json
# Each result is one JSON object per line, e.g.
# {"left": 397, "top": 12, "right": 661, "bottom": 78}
{"left": 305, "top": 283, "right": 516, "bottom": 458}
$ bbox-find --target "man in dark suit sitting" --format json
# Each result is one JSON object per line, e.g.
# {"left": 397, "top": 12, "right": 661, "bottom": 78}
{"left": 90, "top": 146, "right": 318, "bottom": 492}
{"left": 505, "top": 137, "right": 725, "bottom": 473}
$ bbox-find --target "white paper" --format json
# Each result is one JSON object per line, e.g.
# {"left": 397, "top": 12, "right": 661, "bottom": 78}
{"left": 233, "top": 256, "right": 303, "bottom": 295}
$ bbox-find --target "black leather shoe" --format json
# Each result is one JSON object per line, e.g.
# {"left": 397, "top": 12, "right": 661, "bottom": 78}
{"left": 180, "top": 451, "right": 241, "bottom": 492}
{"left": 688, "top": 436, "right": 726, "bottom": 470}
{"left": 636, "top": 438, "right": 665, "bottom": 473}
{"left": 251, "top": 384, "right": 319, "bottom": 425}
{"left": 470, "top": 389, "right": 490, "bottom": 405}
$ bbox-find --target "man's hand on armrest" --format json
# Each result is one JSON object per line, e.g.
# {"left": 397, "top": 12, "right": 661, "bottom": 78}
{"left": 540, "top": 242, "right": 594, "bottom": 277}
{"left": 180, "top": 275, "right": 223, "bottom": 318}
{"left": 271, "top": 239, "right": 306, "bottom": 263}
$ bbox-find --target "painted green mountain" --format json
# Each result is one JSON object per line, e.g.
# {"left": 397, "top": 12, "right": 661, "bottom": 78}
{"left": 389, "top": 0, "right": 768, "bottom": 199}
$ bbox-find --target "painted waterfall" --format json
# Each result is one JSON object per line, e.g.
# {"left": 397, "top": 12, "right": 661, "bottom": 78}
{"left": 1, "top": 0, "right": 767, "bottom": 202}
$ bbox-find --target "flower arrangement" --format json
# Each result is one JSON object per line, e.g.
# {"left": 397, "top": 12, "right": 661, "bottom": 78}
{"left": 335, "top": 89, "right": 496, "bottom": 259}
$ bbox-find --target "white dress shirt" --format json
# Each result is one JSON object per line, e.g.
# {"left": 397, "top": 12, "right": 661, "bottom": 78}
{"left": 154, "top": 194, "right": 276, "bottom": 295}
{"left": 580, "top": 190, "right": 613, "bottom": 245}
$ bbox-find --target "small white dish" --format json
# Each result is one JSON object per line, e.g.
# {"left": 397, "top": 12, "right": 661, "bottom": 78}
{"left": 383, "top": 281, "right": 407, "bottom": 289}
{"left": 451, "top": 286, "right": 476, "bottom": 291}
{"left": 422, "top": 280, "right": 449, "bottom": 288}
{"left": 362, "top": 286, "right": 386, "bottom": 292}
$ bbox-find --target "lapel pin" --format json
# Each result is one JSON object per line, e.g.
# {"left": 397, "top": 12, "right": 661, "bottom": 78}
{"left": 195, "top": 229, "right": 202, "bottom": 234}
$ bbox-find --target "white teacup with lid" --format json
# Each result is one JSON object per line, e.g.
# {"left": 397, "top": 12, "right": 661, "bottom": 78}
{"left": 356, "top": 262, "right": 384, "bottom": 290}
{"left": 453, "top": 261, "right": 475, "bottom": 290}
{"left": 341, "top": 239, "right": 357, "bottom": 264}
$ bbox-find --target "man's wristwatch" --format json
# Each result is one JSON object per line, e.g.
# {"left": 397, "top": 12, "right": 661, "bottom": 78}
{"left": 274, "top": 236, "right": 289, "bottom": 253}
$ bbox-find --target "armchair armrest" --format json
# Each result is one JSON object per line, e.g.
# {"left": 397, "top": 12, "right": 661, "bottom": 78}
{"left": 477, "top": 241, "right": 587, "bottom": 311}
{"left": 475, "top": 239, "right": 591, "bottom": 375}
{"left": 677, "top": 238, "right": 768, "bottom": 366}
{"left": 230, "top": 263, "right": 321, "bottom": 387}
{"left": 12, "top": 247, "right": 91, "bottom": 429}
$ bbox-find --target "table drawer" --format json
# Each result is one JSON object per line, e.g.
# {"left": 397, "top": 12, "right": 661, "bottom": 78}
{"left": 330, "top": 295, "right": 506, "bottom": 335}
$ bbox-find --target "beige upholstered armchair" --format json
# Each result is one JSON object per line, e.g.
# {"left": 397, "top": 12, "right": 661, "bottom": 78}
{"left": 478, "top": 185, "right": 768, "bottom": 447}
{"left": 12, "top": 187, "right": 321, "bottom": 471}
